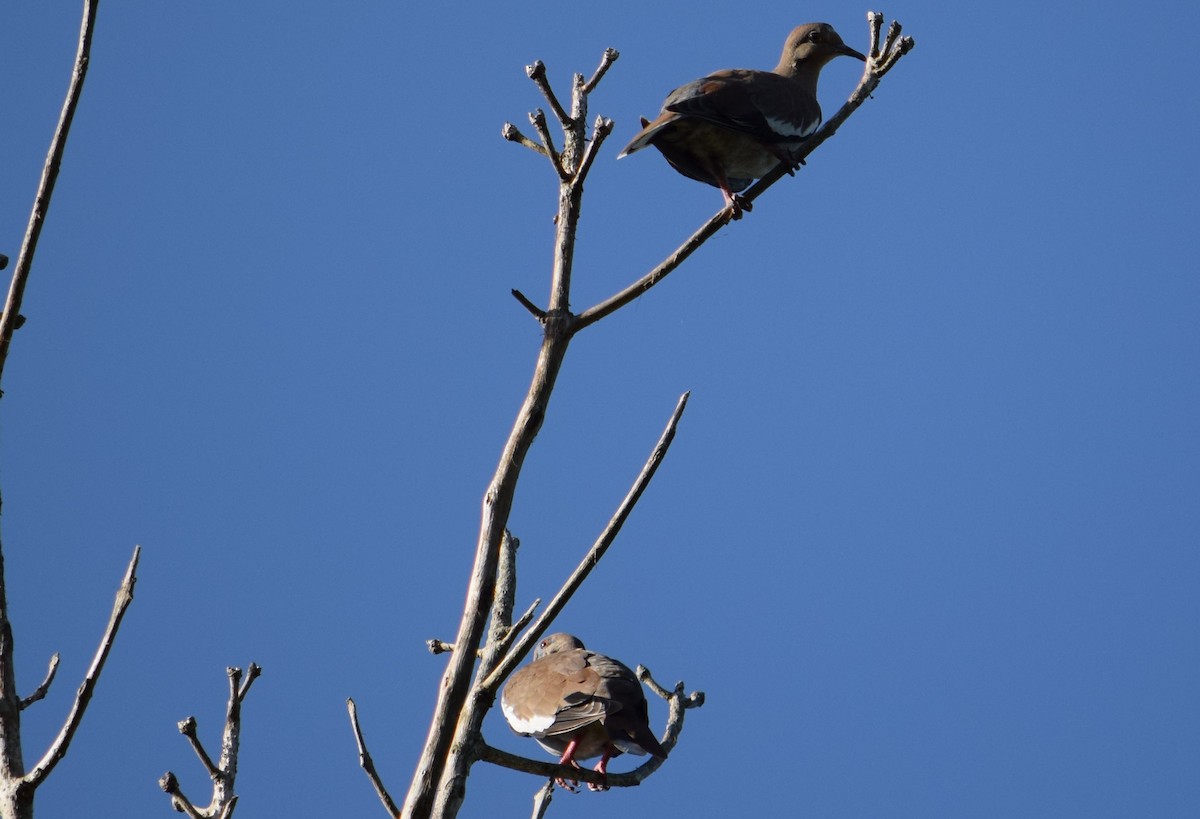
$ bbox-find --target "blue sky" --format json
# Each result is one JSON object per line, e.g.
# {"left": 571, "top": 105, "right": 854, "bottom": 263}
{"left": 2, "top": 2, "right": 1198, "bottom": 817}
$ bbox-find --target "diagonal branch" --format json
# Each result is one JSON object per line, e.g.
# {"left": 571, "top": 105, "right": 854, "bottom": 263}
{"left": 480, "top": 391, "right": 691, "bottom": 695}
{"left": 24, "top": 545, "right": 140, "bottom": 788}
{"left": 0, "top": 0, "right": 101, "bottom": 389}
{"left": 502, "top": 122, "right": 549, "bottom": 157}
{"left": 573, "top": 12, "right": 915, "bottom": 332}
{"left": 529, "top": 110, "right": 567, "bottom": 180}
{"left": 530, "top": 779, "right": 554, "bottom": 819}
{"left": 571, "top": 116, "right": 614, "bottom": 185}
{"left": 583, "top": 48, "right": 620, "bottom": 94}
{"left": 19, "top": 654, "right": 60, "bottom": 710}
{"left": 180, "top": 717, "right": 220, "bottom": 780}
{"left": 348, "top": 698, "right": 400, "bottom": 819}
{"left": 526, "top": 61, "right": 572, "bottom": 127}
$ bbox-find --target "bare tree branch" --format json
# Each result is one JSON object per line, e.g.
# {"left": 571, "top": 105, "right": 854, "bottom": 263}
{"left": 481, "top": 391, "right": 691, "bottom": 695}
{"left": 426, "top": 639, "right": 456, "bottom": 656}
{"left": 571, "top": 116, "right": 614, "bottom": 184}
{"left": 526, "top": 61, "right": 572, "bottom": 127}
{"left": 502, "top": 122, "right": 548, "bottom": 157}
{"left": 530, "top": 779, "right": 554, "bottom": 819}
{"left": 583, "top": 48, "right": 620, "bottom": 94}
{"left": 179, "top": 717, "right": 220, "bottom": 780}
{"left": 0, "top": 0, "right": 101, "bottom": 388}
{"left": 18, "top": 654, "right": 60, "bottom": 710}
{"left": 528, "top": 110, "right": 566, "bottom": 180}
{"left": 24, "top": 545, "right": 140, "bottom": 788}
{"left": 511, "top": 289, "right": 547, "bottom": 321}
{"left": 398, "top": 15, "right": 913, "bottom": 811}
{"left": 347, "top": 698, "right": 400, "bottom": 819}
{"left": 159, "top": 664, "right": 260, "bottom": 819}
{"left": 400, "top": 50, "right": 622, "bottom": 819}
{"left": 159, "top": 773, "right": 206, "bottom": 819}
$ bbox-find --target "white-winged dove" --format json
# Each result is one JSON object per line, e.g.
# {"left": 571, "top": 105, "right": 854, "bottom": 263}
{"left": 501, "top": 633, "right": 667, "bottom": 791}
{"left": 619, "top": 23, "right": 866, "bottom": 219}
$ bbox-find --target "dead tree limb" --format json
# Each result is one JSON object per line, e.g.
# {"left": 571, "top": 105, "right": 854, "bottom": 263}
{"left": 0, "top": 0, "right": 100, "bottom": 388}
{"left": 387, "top": 13, "right": 913, "bottom": 818}
{"left": 396, "top": 51, "right": 617, "bottom": 819}
{"left": 348, "top": 698, "right": 400, "bottom": 819}
{"left": 159, "top": 664, "right": 261, "bottom": 819}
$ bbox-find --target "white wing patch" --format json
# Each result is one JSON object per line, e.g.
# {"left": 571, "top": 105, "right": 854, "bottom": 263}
{"left": 501, "top": 698, "right": 555, "bottom": 735}
{"left": 763, "top": 114, "right": 821, "bottom": 138}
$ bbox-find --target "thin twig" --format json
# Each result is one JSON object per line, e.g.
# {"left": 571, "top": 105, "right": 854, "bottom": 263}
{"left": 868, "top": 10, "right": 885, "bottom": 61}
{"left": 526, "top": 61, "right": 572, "bottom": 127}
{"left": 0, "top": 0, "right": 100, "bottom": 387}
{"left": 528, "top": 110, "right": 566, "bottom": 180}
{"left": 427, "top": 639, "right": 456, "bottom": 655}
{"left": 160, "top": 664, "right": 259, "bottom": 818}
{"left": 573, "top": 210, "right": 729, "bottom": 332}
{"left": 493, "top": 597, "right": 540, "bottom": 663}
{"left": 237, "top": 663, "right": 262, "bottom": 701}
{"left": 511, "top": 289, "right": 546, "bottom": 321}
{"left": 348, "top": 698, "right": 401, "bottom": 818}
{"left": 636, "top": 665, "right": 706, "bottom": 755}
{"left": 530, "top": 780, "right": 555, "bottom": 819}
{"left": 159, "top": 773, "right": 206, "bottom": 819}
{"left": 583, "top": 48, "right": 620, "bottom": 94}
{"left": 19, "top": 653, "right": 60, "bottom": 709}
{"left": 481, "top": 392, "right": 690, "bottom": 695}
{"left": 25, "top": 545, "right": 140, "bottom": 787}
{"left": 179, "top": 717, "right": 220, "bottom": 779}
{"left": 571, "top": 116, "right": 614, "bottom": 184}
{"left": 502, "top": 122, "right": 548, "bottom": 157}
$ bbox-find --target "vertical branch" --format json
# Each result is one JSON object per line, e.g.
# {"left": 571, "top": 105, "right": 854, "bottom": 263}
{"left": 159, "top": 664, "right": 261, "bottom": 819}
{"left": 0, "top": 0, "right": 101, "bottom": 388}
{"left": 401, "top": 55, "right": 615, "bottom": 819}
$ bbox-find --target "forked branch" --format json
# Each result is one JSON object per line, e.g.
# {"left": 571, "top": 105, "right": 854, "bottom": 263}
{"left": 159, "top": 664, "right": 262, "bottom": 819}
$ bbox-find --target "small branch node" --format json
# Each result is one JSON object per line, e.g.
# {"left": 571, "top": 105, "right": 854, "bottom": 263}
{"left": 427, "top": 638, "right": 456, "bottom": 655}
{"left": 159, "top": 771, "right": 205, "bottom": 819}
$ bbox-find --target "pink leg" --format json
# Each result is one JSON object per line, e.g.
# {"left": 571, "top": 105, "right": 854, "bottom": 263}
{"left": 714, "top": 172, "right": 752, "bottom": 221}
{"left": 587, "top": 745, "right": 616, "bottom": 792}
{"left": 554, "top": 739, "right": 583, "bottom": 792}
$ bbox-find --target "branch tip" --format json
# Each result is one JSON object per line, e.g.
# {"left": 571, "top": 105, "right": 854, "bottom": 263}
{"left": 427, "top": 638, "right": 455, "bottom": 655}
{"left": 511, "top": 289, "right": 547, "bottom": 321}
{"left": 20, "top": 652, "right": 61, "bottom": 709}
{"left": 583, "top": 48, "right": 620, "bottom": 93}
{"left": 348, "top": 697, "right": 401, "bottom": 817}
